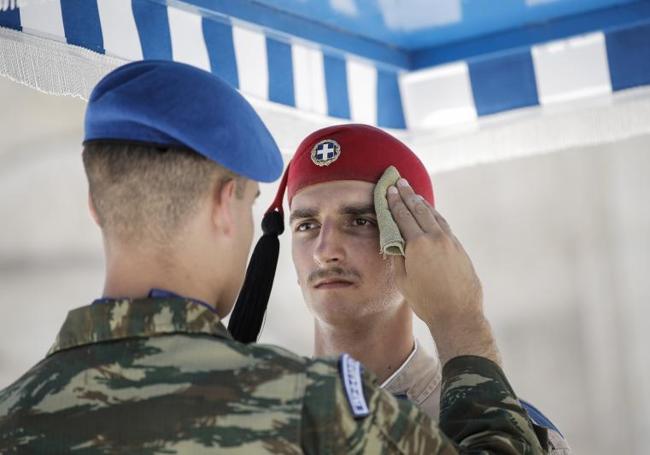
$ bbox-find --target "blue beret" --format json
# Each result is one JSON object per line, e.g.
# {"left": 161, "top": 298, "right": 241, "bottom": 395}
{"left": 84, "top": 60, "right": 283, "bottom": 182}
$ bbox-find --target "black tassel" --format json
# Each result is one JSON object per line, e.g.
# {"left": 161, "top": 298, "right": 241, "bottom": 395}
{"left": 228, "top": 210, "right": 284, "bottom": 343}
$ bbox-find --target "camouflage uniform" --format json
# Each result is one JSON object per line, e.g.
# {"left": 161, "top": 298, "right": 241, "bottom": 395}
{"left": 382, "top": 340, "right": 571, "bottom": 454}
{"left": 0, "top": 298, "right": 543, "bottom": 454}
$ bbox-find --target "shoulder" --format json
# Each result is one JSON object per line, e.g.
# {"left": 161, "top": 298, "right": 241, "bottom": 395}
{"left": 246, "top": 342, "right": 310, "bottom": 362}
{"left": 302, "top": 354, "right": 373, "bottom": 420}
{"left": 0, "top": 352, "right": 67, "bottom": 418}
{"left": 303, "top": 354, "right": 377, "bottom": 410}
{"left": 301, "top": 354, "right": 449, "bottom": 454}
{"left": 242, "top": 342, "right": 313, "bottom": 374}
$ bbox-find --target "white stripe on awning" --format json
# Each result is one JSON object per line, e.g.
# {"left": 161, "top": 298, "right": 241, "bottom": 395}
{"left": 96, "top": 0, "right": 142, "bottom": 61}
{"left": 532, "top": 32, "right": 612, "bottom": 105}
{"left": 292, "top": 42, "right": 327, "bottom": 116}
{"left": 168, "top": 6, "right": 210, "bottom": 72}
{"left": 346, "top": 58, "right": 376, "bottom": 124}
{"left": 233, "top": 25, "right": 268, "bottom": 100}
{"left": 17, "top": 0, "right": 63, "bottom": 41}
{"left": 400, "top": 62, "right": 477, "bottom": 129}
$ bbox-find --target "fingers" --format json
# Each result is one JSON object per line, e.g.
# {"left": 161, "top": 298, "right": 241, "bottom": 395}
{"left": 432, "top": 209, "right": 452, "bottom": 237}
{"left": 387, "top": 185, "right": 423, "bottom": 241}
{"left": 431, "top": 208, "right": 469, "bottom": 257}
{"left": 387, "top": 178, "right": 457, "bottom": 249}
{"left": 395, "top": 179, "right": 439, "bottom": 234}
{"left": 418, "top": 196, "right": 454, "bottom": 239}
{"left": 429, "top": 207, "right": 465, "bottom": 249}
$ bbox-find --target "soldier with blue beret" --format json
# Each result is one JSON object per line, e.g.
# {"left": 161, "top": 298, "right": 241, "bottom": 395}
{"left": 0, "top": 60, "right": 543, "bottom": 453}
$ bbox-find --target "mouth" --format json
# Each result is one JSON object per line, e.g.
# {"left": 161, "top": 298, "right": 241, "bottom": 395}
{"left": 314, "top": 279, "right": 355, "bottom": 290}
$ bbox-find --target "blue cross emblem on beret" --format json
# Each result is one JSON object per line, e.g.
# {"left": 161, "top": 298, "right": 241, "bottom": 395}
{"left": 311, "top": 139, "right": 341, "bottom": 167}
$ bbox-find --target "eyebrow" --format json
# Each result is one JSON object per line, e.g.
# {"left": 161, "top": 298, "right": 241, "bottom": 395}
{"left": 289, "top": 203, "right": 375, "bottom": 224}
{"left": 289, "top": 208, "right": 318, "bottom": 224}
{"left": 340, "top": 204, "right": 375, "bottom": 217}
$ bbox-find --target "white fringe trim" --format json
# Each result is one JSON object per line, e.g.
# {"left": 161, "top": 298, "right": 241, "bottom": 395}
{"left": 0, "top": 26, "right": 125, "bottom": 99}
{"left": 408, "top": 87, "right": 650, "bottom": 175}
{"left": 2, "top": 26, "right": 649, "bottom": 175}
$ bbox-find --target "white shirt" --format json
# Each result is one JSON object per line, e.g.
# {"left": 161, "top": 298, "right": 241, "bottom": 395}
{"left": 380, "top": 339, "right": 442, "bottom": 418}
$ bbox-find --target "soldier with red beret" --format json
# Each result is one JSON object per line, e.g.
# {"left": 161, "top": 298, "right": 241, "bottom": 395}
{"left": 236, "top": 123, "right": 570, "bottom": 454}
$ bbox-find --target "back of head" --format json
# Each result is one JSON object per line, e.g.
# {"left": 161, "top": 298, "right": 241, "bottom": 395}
{"left": 83, "top": 142, "right": 237, "bottom": 245}
{"left": 82, "top": 60, "right": 284, "bottom": 245}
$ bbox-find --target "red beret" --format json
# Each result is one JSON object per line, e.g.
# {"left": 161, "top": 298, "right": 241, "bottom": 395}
{"left": 268, "top": 124, "right": 434, "bottom": 214}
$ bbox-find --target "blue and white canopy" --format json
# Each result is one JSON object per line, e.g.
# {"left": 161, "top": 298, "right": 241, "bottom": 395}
{"left": 1, "top": 0, "right": 649, "bottom": 170}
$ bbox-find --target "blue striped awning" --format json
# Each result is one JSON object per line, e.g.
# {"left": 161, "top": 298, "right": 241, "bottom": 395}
{"left": 0, "top": 0, "right": 649, "bottom": 131}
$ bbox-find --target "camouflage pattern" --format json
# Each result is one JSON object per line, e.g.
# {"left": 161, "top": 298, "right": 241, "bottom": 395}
{"left": 382, "top": 340, "right": 571, "bottom": 454}
{"left": 0, "top": 298, "right": 544, "bottom": 453}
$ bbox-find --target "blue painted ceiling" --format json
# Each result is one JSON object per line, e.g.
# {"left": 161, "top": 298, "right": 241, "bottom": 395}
{"left": 250, "top": 0, "right": 636, "bottom": 49}
{"left": 181, "top": 0, "right": 650, "bottom": 68}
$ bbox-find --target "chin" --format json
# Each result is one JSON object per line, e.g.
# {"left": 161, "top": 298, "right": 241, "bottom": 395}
{"left": 309, "top": 297, "right": 366, "bottom": 323}
{"left": 309, "top": 288, "right": 354, "bottom": 304}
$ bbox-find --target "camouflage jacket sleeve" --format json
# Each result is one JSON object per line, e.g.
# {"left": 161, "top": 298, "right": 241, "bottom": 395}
{"left": 301, "top": 355, "right": 544, "bottom": 454}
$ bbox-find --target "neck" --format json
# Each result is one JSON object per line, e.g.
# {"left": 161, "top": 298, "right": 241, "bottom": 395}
{"left": 102, "top": 239, "right": 223, "bottom": 311}
{"left": 313, "top": 302, "right": 414, "bottom": 383}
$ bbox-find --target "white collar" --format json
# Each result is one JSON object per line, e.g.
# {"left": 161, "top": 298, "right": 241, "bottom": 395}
{"left": 380, "top": 339, "right": 419, "bottom": 388}
{"left": 380, "top": 339, "right": 442, "bottom": 404}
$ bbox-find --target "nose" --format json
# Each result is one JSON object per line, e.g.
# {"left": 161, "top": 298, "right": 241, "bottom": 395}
{"left": 313, "top": 222, "right": 346, "bottom": 266}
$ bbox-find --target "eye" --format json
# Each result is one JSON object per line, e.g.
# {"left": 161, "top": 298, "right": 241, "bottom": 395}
{"left": 295, "top": 222, "right": 318, "bottom": 232}
{"left": 352, "top": 218, "right": 375, "bottom": 227}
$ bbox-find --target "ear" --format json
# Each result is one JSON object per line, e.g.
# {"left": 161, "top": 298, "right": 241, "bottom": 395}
{"left": 211, "top": 179, "right": 237, "bottom": 237}
{"left": 88, "top": 192, "right": 101, "bottom": 227}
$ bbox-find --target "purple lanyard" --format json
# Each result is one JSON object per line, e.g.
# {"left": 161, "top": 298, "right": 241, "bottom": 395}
{"left": 93, "top": 288, "right": 217, "bottom": 314}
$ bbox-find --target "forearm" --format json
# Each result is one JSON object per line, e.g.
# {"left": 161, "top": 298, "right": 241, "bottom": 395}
{"left": 428, "top": 312, "right": 502, "bottom": 367}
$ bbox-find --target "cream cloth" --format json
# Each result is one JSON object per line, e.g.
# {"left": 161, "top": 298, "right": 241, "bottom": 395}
{"left": 374, "top": 166, "right": 405, "bottom": 256}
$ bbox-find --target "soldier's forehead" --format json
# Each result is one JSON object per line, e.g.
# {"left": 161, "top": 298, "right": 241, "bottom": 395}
{"left": 290, "top": 180, "right": 374, "bottom": 211}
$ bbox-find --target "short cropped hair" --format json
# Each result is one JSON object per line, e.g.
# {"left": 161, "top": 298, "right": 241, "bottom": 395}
{"left": 82, "top": 142, "right": 244, "bottom": 244}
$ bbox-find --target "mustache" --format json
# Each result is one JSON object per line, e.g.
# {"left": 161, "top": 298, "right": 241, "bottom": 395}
{"left": 308, "top": 266, "right": 361, "bottom": 285}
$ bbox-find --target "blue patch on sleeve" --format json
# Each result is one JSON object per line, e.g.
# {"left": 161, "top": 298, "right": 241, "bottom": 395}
{"left": 339, "top": 353, "right": 370, "bottom": 419}
{"left": 520, "top": 399, "right": 563, "bottom": 437}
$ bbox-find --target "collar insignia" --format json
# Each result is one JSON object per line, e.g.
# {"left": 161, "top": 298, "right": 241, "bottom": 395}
{"left": 339, "top": 353, "right": 370, "bottom": 419}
